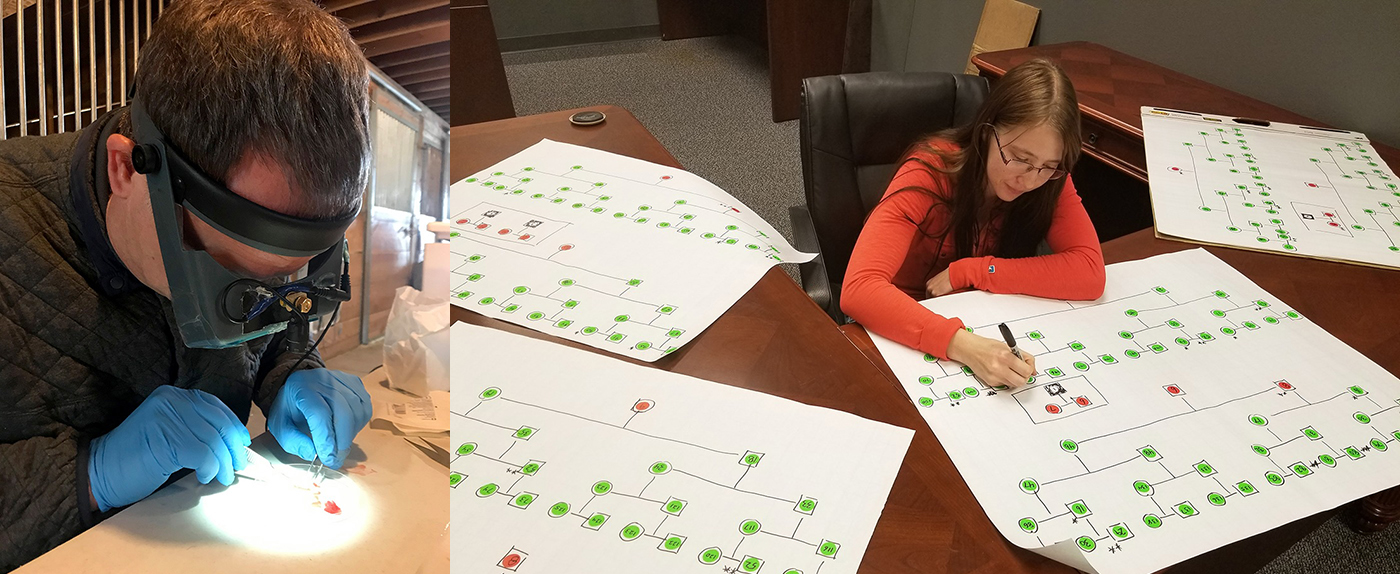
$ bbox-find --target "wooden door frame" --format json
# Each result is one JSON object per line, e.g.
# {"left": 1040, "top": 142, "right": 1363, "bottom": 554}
{"left": 361, "top": 82, "right": 426, "bottom": 344}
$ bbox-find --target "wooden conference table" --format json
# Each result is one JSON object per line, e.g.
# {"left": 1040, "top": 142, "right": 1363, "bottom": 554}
{"left": 843, "top": 228, "right": 1400, "bottom": 573}
{"left": 455, "top": 106, "right": 1074, "bottom": 573}
{"left": 456, "top": 106, "right": 1369, "bottom": 572}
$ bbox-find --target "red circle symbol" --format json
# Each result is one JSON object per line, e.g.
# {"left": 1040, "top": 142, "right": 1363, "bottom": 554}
{"left": 1328, "top": 222, "right": 1340, "bottom": 227}
{"left": 1324, "top": 212, "right": 1335, "bottom": 217}
{"left": 456, "top": 219, "right": 468, "bottom": 224}
{"left": 559, "top": 244, "right": 574, "bottom": 251}
{"left": 1307, "top": 183, "right": 1318, "bottom": 188}
{"left": 1046, "top": 404, "right": 1062, "bottom": 414}
{"left": 1170, "top": 167, "right": 1180, "bottom": 172}
{"left": 1075, "top": 397, "right": 1090, "bottom": 407}
{"left": 661, "top": 175, "right": 672, "bottom": 180}
{"left": 498, "top": 228, "right": 512, "bottom": 235}
{"left": 1167, "top": 386, "right": 1181, "bottom": 394}
{"left": 520, "top": 234, "right": 532, "bottom": 241}
{"left": 1278, "top": 382, "right": 1293, "bottom": 390}
{"left": 502, "top": 554, "right": 522, "bottom": 568}
{"left": 475, "top": 223, "right": 489, "bottom": 230}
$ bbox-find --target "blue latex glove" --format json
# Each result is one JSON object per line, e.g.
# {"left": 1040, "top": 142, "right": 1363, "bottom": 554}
{"left": 89, "top": 385, "right": 251, "bottom": 512}
{"left": 267, "top": 369, "right": 372, "bottom": 469}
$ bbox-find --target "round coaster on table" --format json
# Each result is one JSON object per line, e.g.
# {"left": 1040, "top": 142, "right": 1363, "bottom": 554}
{"left": 570, "top": 110, "right": 606, "bottom": 126}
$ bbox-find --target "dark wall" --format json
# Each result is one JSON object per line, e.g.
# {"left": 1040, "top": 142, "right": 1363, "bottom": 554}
{"left": 873, "top": 0, "right": 1400, "bottom": 146}
{"left": 490, "top": 0, "right": 659, "bottom": 43}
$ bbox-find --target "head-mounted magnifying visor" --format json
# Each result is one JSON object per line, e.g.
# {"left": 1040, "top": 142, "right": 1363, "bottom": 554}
{"left": 129, "top": 100, "right": 356, "bottom": 349}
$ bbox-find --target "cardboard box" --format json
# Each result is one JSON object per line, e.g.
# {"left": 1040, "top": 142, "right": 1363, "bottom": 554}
{"left": 965, "top": 0, "right": 1041, "bottom": 75}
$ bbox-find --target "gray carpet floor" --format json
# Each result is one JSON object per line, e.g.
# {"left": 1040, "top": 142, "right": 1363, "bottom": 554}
{"left": 501, "top": 36, "right": 1398, "bottom": 574}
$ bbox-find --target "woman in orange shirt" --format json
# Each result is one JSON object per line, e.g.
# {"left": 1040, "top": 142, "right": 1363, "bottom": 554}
{"left": 842, "top": 58, "right": 1107, "bottom": 389}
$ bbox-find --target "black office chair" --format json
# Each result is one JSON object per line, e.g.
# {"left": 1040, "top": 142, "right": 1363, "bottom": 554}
{"left": 789, "top": 72, "right": 990, "bottom": 323}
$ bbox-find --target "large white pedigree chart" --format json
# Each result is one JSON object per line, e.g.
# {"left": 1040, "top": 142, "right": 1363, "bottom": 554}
{"left": 451, "top": 139, "right": 815, "bottom": 361}
{"left": 868, "top": 249, "right": 1400, "bottom": 574}
{"left": 452, "top": 322, "right": 912, "bottom": 574}
{"left": 1143, "top": 106, "right": 1400, "bottom": 269}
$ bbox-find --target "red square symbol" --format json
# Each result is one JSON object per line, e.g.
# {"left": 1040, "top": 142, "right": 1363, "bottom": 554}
{"left": 498, "top": 551, "right": 526, "bottom": 571}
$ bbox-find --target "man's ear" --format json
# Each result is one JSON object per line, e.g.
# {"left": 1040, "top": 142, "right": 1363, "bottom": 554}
{"left": 106, "top": 133, "right": 141, "bottom": 199}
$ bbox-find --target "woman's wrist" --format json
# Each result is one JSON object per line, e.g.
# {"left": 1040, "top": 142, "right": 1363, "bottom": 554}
{"left": 946, "top": 329, "right": 970, "bottom": 363}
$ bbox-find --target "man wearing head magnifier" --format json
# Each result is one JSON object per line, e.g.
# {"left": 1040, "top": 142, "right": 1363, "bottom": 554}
{"left": 0, "top": 1, "right": 378, "bottom": 568}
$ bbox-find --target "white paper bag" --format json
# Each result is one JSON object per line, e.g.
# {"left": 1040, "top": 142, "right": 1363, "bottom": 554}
{"left": 383, "top": 285, "right": 449, "bottom": 396}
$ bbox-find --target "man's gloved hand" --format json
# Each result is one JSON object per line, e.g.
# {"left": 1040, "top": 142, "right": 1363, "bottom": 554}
{"left": 267, "top": 369, "right": 372, "bottom": 469}
{"left": 89, "top": 385, "right": 251, "bottom": 512}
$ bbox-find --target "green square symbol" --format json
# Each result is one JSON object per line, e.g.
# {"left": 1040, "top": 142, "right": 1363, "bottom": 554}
{"left": 509, "top": 492, "right": 537, "bottom": 509}
{"left": 584, "top": 513, "right": 609, "bottom": 530}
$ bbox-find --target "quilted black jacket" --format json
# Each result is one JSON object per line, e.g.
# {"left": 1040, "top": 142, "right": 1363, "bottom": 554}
{"left": 0, "top": 110, "right": 323, "bottom": 571}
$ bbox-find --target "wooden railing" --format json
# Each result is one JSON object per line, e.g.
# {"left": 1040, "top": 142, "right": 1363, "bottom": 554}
{"left": 1, "top": 0, "right": 166, "bottom": 139}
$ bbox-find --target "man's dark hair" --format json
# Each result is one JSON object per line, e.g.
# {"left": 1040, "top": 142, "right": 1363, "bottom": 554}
{"left": 129, "top": 0, "right": 369, "bottom": 219}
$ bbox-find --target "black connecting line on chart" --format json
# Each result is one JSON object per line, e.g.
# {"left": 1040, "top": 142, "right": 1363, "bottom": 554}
{"left": 1163, "top": 125, "right": 1400, "bottom": 255}
{"left": 462, "top": 164, "right": 789, "bottom": 261}
{"left": 1009, "top": 378, "right": 1400, "bottom": 557}
{"left": 451, "top": 209, "right": 690, "bottom": 356}
{"left": 451, "top": 388, "right": 843, "bottom": 573}
{"left": 903, "top": 282, "right": 1400, "bottom": 557}
{"left": 911, "top": 287, "right": 1300, "bottom": 417}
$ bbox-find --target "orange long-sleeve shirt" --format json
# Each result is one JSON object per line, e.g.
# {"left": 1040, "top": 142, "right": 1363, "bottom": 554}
{"left": 841, "top": 146, "right": 1106, "bottom": 360}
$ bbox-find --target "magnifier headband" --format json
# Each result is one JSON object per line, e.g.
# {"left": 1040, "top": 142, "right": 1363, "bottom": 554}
{"left": 129, "top": 101, "right": 359, "bottom": 257}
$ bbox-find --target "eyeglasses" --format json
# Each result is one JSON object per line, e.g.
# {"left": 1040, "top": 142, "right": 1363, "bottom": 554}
{"left": 989, "top": 125, "right": 1068, "bottom": 180}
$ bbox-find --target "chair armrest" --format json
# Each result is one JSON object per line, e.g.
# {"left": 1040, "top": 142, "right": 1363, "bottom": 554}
{"left": 789, "top": 205, "right": 838, "bottom": 321}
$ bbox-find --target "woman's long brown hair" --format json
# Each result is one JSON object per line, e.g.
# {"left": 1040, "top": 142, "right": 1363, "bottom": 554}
{"left": 885, "top": 58, "right": 1082, "bottom": 263}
